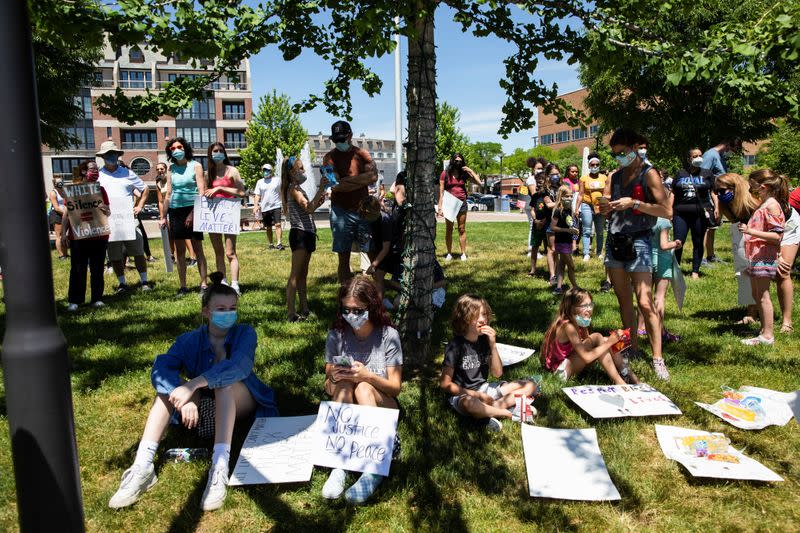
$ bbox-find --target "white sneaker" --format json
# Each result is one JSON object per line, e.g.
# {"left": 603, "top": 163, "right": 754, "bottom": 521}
{"left": 485, "top": 417, "right": 502, "bottom": 432}
{"left": 200, "top": 465, "right": 228, "bottom": 511}
{"left": 92, "top": 301, "right": 105, "bottom": 308}
{"left": 108, "top": 463, "right": 157, "bottom": 509}
{"left": 322, "top": 468, "right": 347, "bottom": 499}
{"left": 66, "top": 303, "right": 79, "bottom": 312}
{"left": 460, "top": 254, "right": 467, "bottom": 261}
{"left": 445, "top": 253, "right": 453, "bottom": 261}
{"left": 583, "top": 255, "right": 590, "bottom": 262}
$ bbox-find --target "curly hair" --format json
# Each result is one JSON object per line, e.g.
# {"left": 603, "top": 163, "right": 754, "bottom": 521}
{"left": 332, "top": 276, "right": 393, "bottom": 331}
{"left": 450, "top": 294, "right": 492, "bottom": 337}
{"left": 165, "top": 137, "right": 194, "bottom": 163}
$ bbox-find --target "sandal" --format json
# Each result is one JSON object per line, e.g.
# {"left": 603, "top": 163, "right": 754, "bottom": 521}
{"left": 636, "top": 329, "right": 648, "bottom": 337}
{"left": 740, "top": 335, "right": 775, "bottom": 346}
{"left": 780, "top": 323, "right": 793, "bottom": 334}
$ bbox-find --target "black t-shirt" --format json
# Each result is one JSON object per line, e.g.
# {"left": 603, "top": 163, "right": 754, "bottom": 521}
{"left": 443, "top": 335, "right": 490, "bottom": 390}
{"left": 531, "top": 191, "right": 553, "bottom": 223}
{"left": 673, "top": 169, "right": 714, "bottom": 214}
{"left": 369, "top": 212, "right": 393, "bottom": 253}
{"left": 552, "top": 208, "right": 576, "bottom": 244}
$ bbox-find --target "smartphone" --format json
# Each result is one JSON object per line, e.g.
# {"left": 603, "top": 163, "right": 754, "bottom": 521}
{"left": 332, "top": 355, "right": 352, "bottom": 367}
{"left": 321, "top": 165, "right": 338, "bottom": 188}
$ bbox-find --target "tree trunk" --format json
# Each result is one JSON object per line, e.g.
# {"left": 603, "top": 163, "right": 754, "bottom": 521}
{"left": 398, "top": 4, "right": 437, "bottom": 369}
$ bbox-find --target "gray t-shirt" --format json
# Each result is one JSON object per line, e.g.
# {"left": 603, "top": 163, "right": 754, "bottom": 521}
{"left": 325, "top": 326, "right": 403, "bottom": 379}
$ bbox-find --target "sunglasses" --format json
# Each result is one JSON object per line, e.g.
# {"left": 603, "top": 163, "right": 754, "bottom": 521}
{"left": 576, "top": 303, "right": 594, "bottom": 310}
{"left": 341, "top": 306, "right": 367, "bottom": 315}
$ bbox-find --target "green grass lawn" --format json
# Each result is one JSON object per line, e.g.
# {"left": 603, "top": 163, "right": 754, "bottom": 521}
{"left": 1, "top": 221, "right": 798, "bottom": 532}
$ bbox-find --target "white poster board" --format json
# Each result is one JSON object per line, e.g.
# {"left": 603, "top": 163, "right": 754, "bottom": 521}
{"left": 521, "top": 425, "right": 621, "bottom": 501}
{"left": 695, "top": 386, "right": 795, "bottom": 430}
{"left": 108, "top": 196, "right": 136, "bottom": 242}
{"left": 229, "top": 416, "right": 317, "bottom": 485}
{"left": 160, "top": 225, "right": 173, "bottom": 273}
{"left": 739, "top": 386, "right": 800, "bottom": 423}
{"left": 441, "top": 191, "right": 463, "bottom": 222}
{"left": 312, "top": 401, "right": 398, "bottom": 476}
{"left": 300, "top": 141, "right": 318, "bottom": 200}
{"left": 497, "top": 343, "right": 535, "bottom": 367}
{"left": 192, "top": 196, "right": 241, "bottom": 235}
{"left": 655, "top": 425, "right": 783, "bottom": 482}
{"left": 563, "top": 384, "right": 682, "bottom": 419}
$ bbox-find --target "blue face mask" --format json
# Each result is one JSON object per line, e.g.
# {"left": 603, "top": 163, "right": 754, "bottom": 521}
{"left": 615, "top": 150, "right": 637, "bottom": 168}
{"left": 718, "top": 190, "right": 734, "bottom": 204}
{"left": 210, "top": 310, "right": 237, "bottom": 330}
{"left": 103, "top": 154, "right": 118, "bottom": 166}
{"left": 575, "top": 315, "right": 592, "bottom": 328}
{"left": 335, "top": 142, "right": 350, "bottom": 152}
{"left": 171, "top": 149, "right": 186, "bottom": 161}
{"left": 263, "top": 170, "right": 272, "bottom": 178}
{"left": 549, "top": 174, "right": 561, "bottom": 185}
{"left": 212, "top": 152, "right": 225, "bottom": 162}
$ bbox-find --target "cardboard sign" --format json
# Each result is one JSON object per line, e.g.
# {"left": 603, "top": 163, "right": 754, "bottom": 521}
{"left": 193, "top": 196, "right": 241, "bottom": 235}
{"left": 496, "top": 343, "right": 536, "bottom": 367}
{"left": 229, "top": 416, "right": 317, "bottom": 485}
{"left": 312, "top": 401, "right": 398, "bottom": 476}
{"left": 521, "top": 425, "right": 621, "bottom": 501}
{"left": 108, "top": 196, "right": 136, "bottom": 242}
{"left": 695, "top": 386, "right": 795, "bottom": 430}
{"left": 441, "top": 191, "right": 463, "bottom": 222}
{"left": 160, "top": 225, "right": 173, "bottom": 273}
{"left": 563, "top": 384, "right": 682, "bottom": 419}
{"left": 62, "top": 183, "right": 110, "bottom": 239}
{"left": 655, "top": 425, "right": 783, "bottom": 482}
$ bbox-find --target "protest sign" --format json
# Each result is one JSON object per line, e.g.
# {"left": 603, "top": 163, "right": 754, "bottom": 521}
{"left": 496, "top": 343, "right": 536, "bottom": 367}
{"left": 695, "top": 386, "right": 795, "bottom": 430}
{"left": 441, "top": 191, "right": 463, "bottom": 222}
{"left": 229, "top": 416, "right": 317, "bottom": 485}
{"left": 193, "top": 196, "right": 241, "bottom": 235}
{"left": 108, "top": 196, "right": 136, "bottom": 242}
{"left": 655, "top": 424, "right": 783, "bottom": 482}
{"left": 62, "top": 183, "right": 110, "bottom": 239}
{"left": 671, "top": 252, "right": 686, "bottom": 311}
{"left": 563, "top": 384, "right": 682, "bottom": 419}
{"left": 160, "top": 225, "right": 173, "bottom": 273}
{"left": 521, "top": 425, "right": 621, "bottom": 501}
{"left": 312, "top": 401, "right": 398, "bottom": 476}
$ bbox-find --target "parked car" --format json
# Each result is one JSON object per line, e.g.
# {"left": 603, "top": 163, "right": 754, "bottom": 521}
{"left": 140, "top": 204, "right": 160, "bottom": 219}
{"left": 478, "top": 195, "right": 496, "bottom": 210}
{"left": 466, "top": 198, "right": 487, "bottom": 212}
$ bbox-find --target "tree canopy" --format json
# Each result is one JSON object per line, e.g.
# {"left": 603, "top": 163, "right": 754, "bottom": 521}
{"left": 435, "top": 101, "right": 472, "bottom": 172}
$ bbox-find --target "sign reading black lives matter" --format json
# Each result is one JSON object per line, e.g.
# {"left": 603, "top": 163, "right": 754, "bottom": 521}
{"left": 193, "top": 196, "right": 241, "bottom": 235}
{"left": 312, "top": 401, "right": 398, "bottom": 476}
{"left": 63, "top": 183, "right": 110, "bottom": 239}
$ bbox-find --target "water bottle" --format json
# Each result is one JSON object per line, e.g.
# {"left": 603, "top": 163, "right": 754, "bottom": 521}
{"left": 631, "top": 183, "right": 644, "bottom": 215}
{"left": 164, "top": 448, "right": 210, "bottom": 463}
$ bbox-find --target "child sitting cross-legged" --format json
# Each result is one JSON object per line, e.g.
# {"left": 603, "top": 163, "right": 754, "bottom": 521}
{"left": 541, "top": 288, "right": 638, "bottom": 385}
{"left": 439, "top": 294, "right": 539, "bottom": 432}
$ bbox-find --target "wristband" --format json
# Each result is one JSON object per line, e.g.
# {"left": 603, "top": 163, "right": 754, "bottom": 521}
{"left": 633, "top": 200, "right": 641, "bottom": 210}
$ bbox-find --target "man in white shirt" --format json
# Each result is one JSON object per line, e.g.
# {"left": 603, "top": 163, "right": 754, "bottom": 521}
{"left": 253, "top": 163, "right": 284, "bottom": 250}
{"left": 96, "top": 140, "right": 151, "bottom": 292}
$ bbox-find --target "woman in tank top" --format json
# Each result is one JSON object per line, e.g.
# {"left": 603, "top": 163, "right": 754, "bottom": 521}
{"left": 49, "top": 178, "right": 69, "bottom": 260}
{"left": 599, "top": 128, "right": 673, "bottom": 381}
{"left": 205, "top": 143, "right": 246, "bottom": 294}
{"left": 162, "top": 137, "right": 208, "bottom": 295}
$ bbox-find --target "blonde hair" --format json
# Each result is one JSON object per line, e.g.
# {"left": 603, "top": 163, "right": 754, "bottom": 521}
{"left": 749, "top": 168, "right": 790, "bottom": 217}
{"left": 554, "top": 184, "right": 573, "bottom": 214}
{"left": 541, "top": 288, "right": 591, "bottom": 366}
{"left": 716, "top": 173, "right": 760, "bottom": 224}
{"left": 450, "top": 294, "right": 492, "bottom": 337}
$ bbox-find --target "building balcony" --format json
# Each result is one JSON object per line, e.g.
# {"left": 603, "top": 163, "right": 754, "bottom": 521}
{"left": 221, "top": 112, "right": 246, "bottom": 120}
{"left": 119, "top": 80, "right": 153, "bottom": 89}
{"left": 121, "top": 141, "right": 159, "bottom": 150}
{"left": 211, "top": 82, "right": 248, "bottom": 91}
{"left": 224, "top": 140, "right": 247, "bottom": 149}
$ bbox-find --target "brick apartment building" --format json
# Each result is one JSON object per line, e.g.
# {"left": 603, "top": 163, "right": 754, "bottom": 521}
{"left": 42, "top": 42, "right": 252, "bottom": 192}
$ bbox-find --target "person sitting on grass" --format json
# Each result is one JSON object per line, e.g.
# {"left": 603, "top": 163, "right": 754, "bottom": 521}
{"left": 541, "top": 288, "right": 637, "bottom": 385}
{"left": 108, "top": 272, "right": 278, "bottom": 512}
{"left": 359, "top": 196, "right": 396, "bottom": 299}
{"left": 322, "top": 276, "right": 402, "bottom": 504}
{"left": 439, "top": 294, "right": 539, "bottom": 433}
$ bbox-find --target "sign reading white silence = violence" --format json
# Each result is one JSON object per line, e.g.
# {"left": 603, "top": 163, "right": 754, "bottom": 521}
{"left": 312, "top": 401, "right": 398, "bottom": 477}
{"left": 193, "top": 196, "right": 241, "bottom": 235}
{"left": 62, "top": 183, "right": 110, "bottom": 239}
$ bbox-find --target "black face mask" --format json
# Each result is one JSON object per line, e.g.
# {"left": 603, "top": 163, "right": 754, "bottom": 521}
{"left": 453, "top": 161, "right": 464, "bottom": 169}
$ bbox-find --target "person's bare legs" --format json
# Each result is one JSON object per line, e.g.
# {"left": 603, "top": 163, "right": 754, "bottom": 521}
{"left": 264, "top": 225, "right": 274, "bottom": 246}
{"left": 193, "top": 239, "right": 208, "bottom": 287}
{"left": 546, "top": 234, "right": 556, "bottom": 282}
{"left": 209, "top": 233, "right": 227, "bottom": 279}
{"left": 225, "top": 235, "right": 239, "bottom": 284}
{"left": 632, "top": 272, "right": 662, "bottom": 360}
{"left": 751, "top": 276, "right": 774, "bottom": 340}
{"left": 777, "top": 243, "right": 798, "bottom": 331}
{"left": 54, "top": 223, "right": 67, "bottom": 257}
{"left": 337, "top": 251, "right": 352, "bottom": 285}
{"left": 458, "top": 395, "right": 515, "bottom": 419}
{"left": 495, "top": 380, "right": 539, "bottom": 409}
{"left": 445, "top": 220, "right": 454, "bottom": 255}
{"left": 563, "top": 253, "right": 578, "bottom": 287}
{"left": 654, "top": 278, "right": 671, "bottom": 335}
{"left": 298, "top": 252, "right": 312, "bottom": 315}
{"left": 287, "top": 249, "right": 308, "bottom": 317}
{"left": 213, "top": 382, "right": 256, "bottom": 448}
{"left": 609, "top": 268, "right": 638, "bottom": 350}
{"left": 456, "top": 211, "right": 467, "bottom": 256}
{"left": 273, "top": 223, "right": 282, "bottom": 246}
{"left": 140, "top": 394, "right": 178, "bottom": 443}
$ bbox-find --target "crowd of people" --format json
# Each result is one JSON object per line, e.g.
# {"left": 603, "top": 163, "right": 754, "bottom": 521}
{"left": 47, "top": 122, "right": 797, "bottom": 510}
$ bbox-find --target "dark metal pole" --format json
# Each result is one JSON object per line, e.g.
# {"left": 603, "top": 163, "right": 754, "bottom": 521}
{"left": 0, "top": 1, "right": 85, "bottom": 531}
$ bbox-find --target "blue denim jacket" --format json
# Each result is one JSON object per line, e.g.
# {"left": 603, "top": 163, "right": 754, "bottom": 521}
{"left": 151, "top": 324, "right": 278, "bottom": 417}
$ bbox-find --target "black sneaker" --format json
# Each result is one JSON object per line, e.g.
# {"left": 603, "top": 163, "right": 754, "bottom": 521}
{"left": 187, "top": 258, "right": 197, "bottom": 267}
{"left": 176, "top": 287, "right": 191, "bottom": 296}
{"left": 552, "top": 286, "right": 564, "bottom": 295}
{"left": 276, "top": 243, "right": 285, "bottom": 251}
{"left": 268, "top": 244, "right": 276, "bottom": 250}
{"left": 115, "top": 284, "right": 129, "bottom": 294}
{"left": 600, "top": 280, "right": 612, "bottom": 292}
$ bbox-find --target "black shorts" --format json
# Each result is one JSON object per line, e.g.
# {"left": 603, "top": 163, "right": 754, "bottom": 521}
{"left": 49, "top": 210, "right": 63, "bottom": 226}
{"left": 289, "top": 228, "right": 316, "bottom": 253}
{"left": 169, "top": 206, "right": 203, "bottom": 241}
{"left": 262, "top": 208, "right": 282, "bottom": 226}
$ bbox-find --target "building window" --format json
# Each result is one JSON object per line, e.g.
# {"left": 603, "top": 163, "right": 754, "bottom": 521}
{"left": 121, "top": 130, "right": 157, "bottom": 149}
{"left": 175, "top": 127, "right": 217, "bottom": 147}
{"left": 178, "top": 99, "right": 215, "bottom": 120}
{"left": 106, "top": 127, "right": 112, "bottom": 138}
{"left": 555, "top": 130, "right": 570, "bottom": 143}
{"left": 589, "top": 125, "right": 599, "bottom": 137}
{"left": 224, "top": 130, "right": 246, "bottom": 149}
{"left": 130, "top": 157, "right": 151, "bottom": 177}
{"left": 540, "top": 134, "right": 554, "bottom": 145}
{"left": 572, "top": 128, "right": 587, "bottom": 140}
{"left": 744, "top": 155, "right": 756, "bottom": 166}
{"left": 163, "top": 127, "right": 169, "bottom": 138}
{"left": 120, "top": 70, "right": 152, "bottom": 89}
{"left": 129, "top": 47, "right": 145, "bottom": 63}
{"left": 222, "top": 102, "right": 245, "bottom": 120}
{"left": 63, "top": 127, "right": 95, "bottom": 149}
{"left": 52, "top": 158, "right": 85, "bottom": 181}
{"left": 74, "top": 95, "right": 93, "bottom": 119}
{"left": 194, "top": 156, "right": 208, "bottom": 170}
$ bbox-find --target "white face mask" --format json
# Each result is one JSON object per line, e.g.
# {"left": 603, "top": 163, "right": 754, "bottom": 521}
{"left": 294, "top": 173, "right": 307, "bottom": 184}
{"left": 691, "top": 156, "right": 704, "bottom": 167}
{"left": 343, "top": 310, "right": 369, "bottom": 330}
{"left": 637, "top": 148, "right": 647, "bottom": 158}
{"left": 589, "top": 166, "right": 600, "bottom": 174}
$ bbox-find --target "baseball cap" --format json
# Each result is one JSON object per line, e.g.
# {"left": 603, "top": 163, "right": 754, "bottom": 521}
{"left": 262, "top": 163, "right": 273, "bottom": 170}
{"left": 330, "top": 121, "right": 352, "bottom": 143}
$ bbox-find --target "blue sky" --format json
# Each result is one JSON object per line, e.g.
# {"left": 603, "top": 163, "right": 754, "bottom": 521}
{"left": 248, "top": 6, "right": 581, "bottom": 154}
